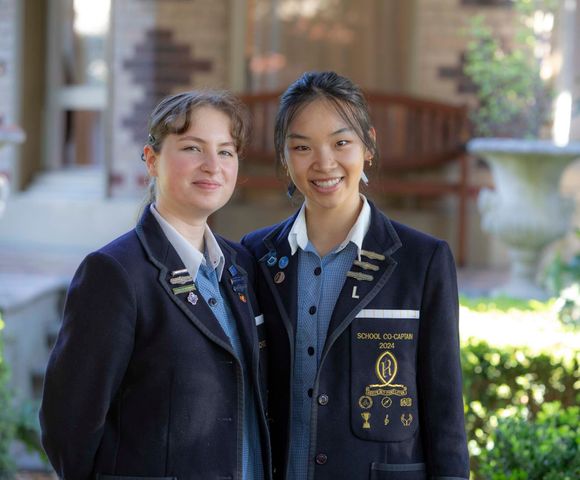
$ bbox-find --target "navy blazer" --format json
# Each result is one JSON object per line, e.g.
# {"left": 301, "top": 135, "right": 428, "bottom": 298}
{"left": 242, "top": 201, "right": 469, "bottom": 480}
{"left": 40, "top": 207, "right": 272, "bottom": 480}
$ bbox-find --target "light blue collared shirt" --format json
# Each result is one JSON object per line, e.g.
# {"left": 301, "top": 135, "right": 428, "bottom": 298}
{"left": 151, "top": 205, "right": 263, "bottom": 480}
{"left": 287, "top": 196, "right": 371, "bottom": 479}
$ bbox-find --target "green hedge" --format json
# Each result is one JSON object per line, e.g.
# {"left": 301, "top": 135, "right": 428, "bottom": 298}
{"left": 478, "top": 402, "right": 580, "bottom": 480}
{"left": 462, "top": 338, "right": 580, "bottom": 478}
{"left": 0, "top": 317, "right": 16, "bottom": 478}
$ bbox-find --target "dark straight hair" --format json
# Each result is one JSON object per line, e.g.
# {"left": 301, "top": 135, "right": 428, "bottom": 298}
{"left": 274, "top": 71, "right": 378, "bottom": 166}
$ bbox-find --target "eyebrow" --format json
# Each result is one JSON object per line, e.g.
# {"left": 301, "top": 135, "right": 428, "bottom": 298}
{"left": 287, "top": 127, "right": 353, "bottom": 140}
{"left": 178, "top": 135, "right": 235, "bottom": 147}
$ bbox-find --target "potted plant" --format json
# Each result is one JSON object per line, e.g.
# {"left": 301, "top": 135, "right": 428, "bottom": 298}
{"left": 464, "top": 0, "right": 580, "bottom": 299}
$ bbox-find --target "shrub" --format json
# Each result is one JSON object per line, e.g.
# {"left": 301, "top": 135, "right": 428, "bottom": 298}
{"left": 477, "top": 402, "right": 580, "bottom": 479}
{"left": 0, "top": 316, "right": 16, "bottom": 478}
{"left": 461, "top": 339, "right": 580, "bottom": 477}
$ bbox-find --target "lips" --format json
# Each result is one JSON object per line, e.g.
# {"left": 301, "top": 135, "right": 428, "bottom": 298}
{"left": 311, "top": 177, "right": 343, "bottom": 188}
{"left": 192, "top": 179, "right": 221, "bottom": 189}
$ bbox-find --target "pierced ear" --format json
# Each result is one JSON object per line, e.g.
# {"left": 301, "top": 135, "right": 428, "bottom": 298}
{"left": 143, "top": 145, "right": 158, "bottom": 176}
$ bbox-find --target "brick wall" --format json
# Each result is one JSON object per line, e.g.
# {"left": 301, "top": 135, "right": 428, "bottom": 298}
{"left": 0, "top": 0, "right": 19, "bottom": 180}
{"left": 412, "top": 0, "right": 517, "bottom": 105}
{"left": 108, "top": 0, "right": 230, "bottom": 198}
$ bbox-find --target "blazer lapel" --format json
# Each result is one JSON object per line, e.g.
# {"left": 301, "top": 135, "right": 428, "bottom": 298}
{"left": 322, "top": 205, "right": 403, "bottom": 360}
{"left": 135, "top": 207, "right": 234, "bottom": 354}
{"left": 258, "top": 213, "right": 299, "bottom": 341}
{"left": 219, "top": 240, "right": 258, "bottom": 374}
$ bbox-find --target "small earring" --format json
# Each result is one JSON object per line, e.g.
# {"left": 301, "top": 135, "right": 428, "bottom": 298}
{"left": 287, "top": 182, "right": 296, "bottom": 198}
{"left": 361, "top": 171, "right": 369, "bottom": 186}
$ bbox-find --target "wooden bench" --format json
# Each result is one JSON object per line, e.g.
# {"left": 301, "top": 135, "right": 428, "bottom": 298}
{"left": 237, "top": 91, "right": 476, "bottom": 266}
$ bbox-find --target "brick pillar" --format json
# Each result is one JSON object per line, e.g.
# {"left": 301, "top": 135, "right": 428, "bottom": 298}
{"left": 108, "top": 0, "right": 229, "bottom": 198}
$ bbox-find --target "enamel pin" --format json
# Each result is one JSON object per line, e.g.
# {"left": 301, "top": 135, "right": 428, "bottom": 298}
{"left": 170, "top": 275, "right": 193, "bottom": 285}
{"left": 187, "top": 291, "right": 198, "bottom": 305}
{"left": 347, "top": 271, "right": 374, "bottom": 281}
{"left": 278, "top": 256, "right": 289, "bottom": 269}
{"left": 353, "top": 259, "right": 379, "bottom": 271}
{"left": 274, "top": 271, "right": 285, "bottom": 284}
{"left": 266, "top": 255, "right": 277, "bottom": 267}
{"left": 172, "top": 284, "right": 196, "bottom": 295}
{"left": 361, "top": 250, "right": 386, "bottom": 261}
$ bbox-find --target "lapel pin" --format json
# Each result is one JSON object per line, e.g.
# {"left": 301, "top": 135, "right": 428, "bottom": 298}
{"left": 187, "top": 291, "right": 198, "bottom": 305}
{"left": 274, "top": 271, "right": 285, "bottom": 284}
{"left": 361, "top": 250, "right": 386, "bottom": 261}
{"left": 267, "top": 255, "right": 277, "bottom": 267}
{"left": 352, "top": 286, "right": 360, "bottom": 299}
{"left": 353, "top": 260, "right": 379, "bottom": 271}
{"left": 171, "top": 268, "right": 189, "bottom": 276}
{"left": 228, "top": 265, "right": 239, "bottom": 276}
{"left": 170, "top": 275, "right": 193, "bottom": 285}
{"left": 172, "top": 284, "right": 196, "bottom": 295}
{"left": 347, "top": 271, "right": 374, "bottom": 282}
{"left": 278, "top": 256, "right": 289, "bottom": 269}
{"left": 238, "top": 293, "right": 247, "bottom": 303}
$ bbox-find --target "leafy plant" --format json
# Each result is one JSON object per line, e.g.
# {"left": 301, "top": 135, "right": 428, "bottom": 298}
{"left": 0, "top": 317, "right": 16, "bottom": 478}
{"left": 477, "top": 402, "right": 580, "bottom": 479}
{"left": 463, "top": 0, "right": 556, "bottom": 138}
{"left": 461, "top": 338, "right": 580, "bottom": 477}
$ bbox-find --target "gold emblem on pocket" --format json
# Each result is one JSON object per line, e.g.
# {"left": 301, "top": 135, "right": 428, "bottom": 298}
{"left": 401, "top": 397, "right": 412, "bottom": 407}
{"left": 364, "top": 351, "right": 407, "bottom": 398}
{"left": 361, "top": 412, "right": 371, "bottom": 429}
{"left": 381, "top": 396, "right": 392, "bottom": 408}
{"left": 384, "top": 414, "right": 390, "bottom": 426}
{"left": 358, "top": 395, "right": 373, "bottom": 409}
{"left": 401, "top": 413, "right": 413, "bottom": 427}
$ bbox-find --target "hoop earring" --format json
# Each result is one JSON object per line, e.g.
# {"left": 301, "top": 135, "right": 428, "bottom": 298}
{"left": 287, "top": 182, "right": 297, "bottom": 198}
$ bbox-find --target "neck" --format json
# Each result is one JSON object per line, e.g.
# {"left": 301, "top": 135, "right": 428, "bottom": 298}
{"left": 305, "top": 196, "right": 363, "bottom": 257}
{"left": 155, "top": 202, "right": 207, "bottom": 252}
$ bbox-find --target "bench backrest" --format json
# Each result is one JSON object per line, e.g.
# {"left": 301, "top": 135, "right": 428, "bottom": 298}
{"left": 238, "top": 91, "right": 469, "bottom": 171}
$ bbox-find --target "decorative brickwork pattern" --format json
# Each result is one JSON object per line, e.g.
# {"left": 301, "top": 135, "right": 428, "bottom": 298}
{"left": 122, "top": 28, "right": 213, "bottom": 145}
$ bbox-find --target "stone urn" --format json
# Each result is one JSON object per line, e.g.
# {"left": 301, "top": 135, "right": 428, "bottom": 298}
{"left": 467, "top": 138, "right": 580, "bottom": 300}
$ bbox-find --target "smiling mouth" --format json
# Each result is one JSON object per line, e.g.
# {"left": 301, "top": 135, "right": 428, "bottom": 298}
{"left": 311, "top": 177, "right": 343, "bottom": 188}
{"left": 193, "top": 180, "right": 221, "bottom": 189}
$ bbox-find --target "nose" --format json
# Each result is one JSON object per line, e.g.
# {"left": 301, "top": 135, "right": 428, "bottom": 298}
{"left": 313, "top": 146, "right": 336, "bottom": 171}
{"left": 201, "top": 151, "right": 220, "bottom": 173}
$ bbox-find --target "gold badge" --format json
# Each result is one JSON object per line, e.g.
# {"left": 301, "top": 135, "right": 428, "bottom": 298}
{"left": 358, "top": 395, "right": 373, "bottom": 409}
{"left": 401, "top": 413, "right": 413, "bottom": 427}
{"left": 384, "top": 414, "right": 390, "bottom": 426}
{"left": 364, "top": 351, "right": 408, "bottom": 398}
{"left": 401, "top": 398, "right": 412, "bottom": 407}
{"left": 361, "top": 412, "right": 371, "bottom": 429}
{"left": 381, "top": 397, "right": 393, "bottom": 409}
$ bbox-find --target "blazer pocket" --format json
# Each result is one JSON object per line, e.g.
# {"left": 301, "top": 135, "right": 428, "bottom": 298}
{"left": 96, "top": 475, "right": 177, "bottom": 480}
{"left": 351, "top": 317, "right": 420, "bottom": 442}
{"left": 370, "top": 462, "right": 426, "bottom": 480}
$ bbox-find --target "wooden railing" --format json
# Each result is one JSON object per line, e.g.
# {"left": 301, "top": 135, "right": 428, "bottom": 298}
{"left": 237, "top": 91, "right": 476, "bottom": 265}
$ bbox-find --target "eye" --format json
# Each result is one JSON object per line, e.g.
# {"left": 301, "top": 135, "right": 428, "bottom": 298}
{"left": 336, "top": 140, "right": 350, "bottom": 147}
{"left": 183, "top": 145, "right": 201, "bottom": 152}
{"left": 292, "top": 145, "right": 310, "bottom": 152}
{"left": 219, "top": 150, "right": 236, "bottom": 157}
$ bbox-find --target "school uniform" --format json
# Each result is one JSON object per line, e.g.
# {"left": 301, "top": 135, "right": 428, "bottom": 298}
{"left": 40, "top": 205, "right": 272, "bottom": 480}
{"left": 242, "top": 198, "right": 469, "bottom": 480}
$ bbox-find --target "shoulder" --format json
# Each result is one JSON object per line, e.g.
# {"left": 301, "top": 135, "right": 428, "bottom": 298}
{"left": 241, "top": 218, "right": 290, "bottom": 257}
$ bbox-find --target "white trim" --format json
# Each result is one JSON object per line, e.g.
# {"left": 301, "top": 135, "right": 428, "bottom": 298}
{"left": 356, "top": 309, "right": 420, "bottom": 319}
{"left": 255, "top": 314, "right": 264, "bottom": 326}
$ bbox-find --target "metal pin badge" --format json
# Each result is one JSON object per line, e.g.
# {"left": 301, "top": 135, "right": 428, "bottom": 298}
{"left": 170, "top": 275, "right": 193, "bottom": 285}
{"left": 278, "top": 256, "right": 289, "bottom": 269}
{"left": 267, "top": 255, "right": 277, "bottom": 267}
{"left": 347, "top": 271, "right": 374, "bottom": 282}
{"left": 353, "top": 259, "right": 379, "bottom": 271}
{"left": 172, "top": 284, "right": 196, "bottom": 295}
{"left": 187, "top": 291, "right": 198, "bottom": 305}
{"left": 274, "top": 271, "right": 285, "bottom": 284}
{"left": 361, "top": 250, "right": 386, "bottom": 261}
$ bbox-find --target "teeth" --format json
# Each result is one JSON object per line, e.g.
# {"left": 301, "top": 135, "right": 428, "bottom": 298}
{"left": 313, "top": 178, "right": 341, "bottom": 188}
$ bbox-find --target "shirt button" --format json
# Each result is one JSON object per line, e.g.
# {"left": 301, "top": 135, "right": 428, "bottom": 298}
{"left": 208, "top": 297, "right": 218, "bottom": 307}
{"left": 314, "top": 267, "right": 322, "bottom": 276}
{"left": 318, "top": 394, "right": 329, "bottom": 406}
{"left": 307, "top": 346, "right": 315, "bottom": 356}
{"left": 309, "top": 306, "right": 317, "bottom": 315}
{"left": 307, "top": 388, "right": 313, "bottom": 397}
{"left": 315, "top": 453, "right": 328, "bottom": 465}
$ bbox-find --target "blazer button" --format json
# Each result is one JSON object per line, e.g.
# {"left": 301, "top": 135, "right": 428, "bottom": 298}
{"left": 208, "top": 297, "right": 218, "bottom": 307}
{"left": 318, "top": 394, "right": 329, "bottom": 406}
{"left": 315, "top": 453, "right": 328, "bottom": 465}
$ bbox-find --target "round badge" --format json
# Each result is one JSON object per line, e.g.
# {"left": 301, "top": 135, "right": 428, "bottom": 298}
{"left": 358, "top": 395, "right": 373, "bottom": 409}
{"left": 278, "top": 256, "right": 289, "bottom": 269}
{"left": 381, "top": 396, "right": 393, "bottom": 409}
{"left": 267, "top": 255, "right": 277, "bottom": 267}
{"left": 274, "top": 271, "right": 285, "bottom": 284}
